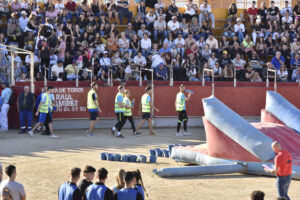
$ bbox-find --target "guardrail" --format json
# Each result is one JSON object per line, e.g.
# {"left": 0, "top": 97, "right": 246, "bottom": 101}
{"left": 202, "top": 68, "right": 215, "bottom": 96}
{"left": 266, "top": 68, "right": 277, "bottom": 92}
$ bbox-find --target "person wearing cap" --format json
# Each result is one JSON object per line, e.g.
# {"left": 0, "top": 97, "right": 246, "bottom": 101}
{"left": 17, "top": 86, "right": 35, "bottom": 134}
{"left": 234, "top": 18, "right": 245, "bottom": 43}
{"left": 18, "top": 11, "right": 28, "bottom": 32}
{"left": 199, "top": 0, "right": 215, "bottom": 28}
{"left": 78, "top": 165, "right": 96, "bottom": 200}
{"left": 87, "top": 82, "right": 101, "bottom": 137}
{"left": 0, "top": 82, "right": 12, "bottom": 132}
{"left": 111, "top": 85, "right": 126, "bottom": 138}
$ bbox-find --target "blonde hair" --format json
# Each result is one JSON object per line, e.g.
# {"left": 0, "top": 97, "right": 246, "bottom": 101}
{"left": 115, "top": 169, "right": 125, "bottom": 190}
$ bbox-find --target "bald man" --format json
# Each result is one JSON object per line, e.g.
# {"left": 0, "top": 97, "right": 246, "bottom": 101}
{"left": 264, "top": 141, "right": 292, "bottom": 200}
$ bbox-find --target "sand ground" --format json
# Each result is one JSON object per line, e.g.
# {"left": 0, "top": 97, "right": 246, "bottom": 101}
{"left": 0, "top": 128, "right": 299, "bottom": 200}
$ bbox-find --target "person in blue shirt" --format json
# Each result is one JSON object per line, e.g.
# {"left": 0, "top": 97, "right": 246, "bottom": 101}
{"left": 133, "top": 170, "right": 147, "bottom": 200}
{"left": 58, "top": 167, "right": 82, "bottom": 200}
{"left": 114, "top": 171, "right": 143, "bottom": 200}
{"left": 290, "top": 53, "right": 300, "bottom": 67}
{"left": 271, "top": 51, "right": 285, "bottom": 70}
{"left": 0, "top": 82, "right": 12, "bottom": 131}
{"left": 85, "top": 168, "right": 113, "bottom": 200}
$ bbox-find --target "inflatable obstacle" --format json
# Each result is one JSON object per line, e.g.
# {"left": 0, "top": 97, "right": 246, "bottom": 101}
{"left": 154, "top": 94, "right": 300, "bottom": 180}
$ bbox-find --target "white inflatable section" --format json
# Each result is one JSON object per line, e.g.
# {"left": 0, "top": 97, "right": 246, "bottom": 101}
{"left": 265, "top": 91, "right": 300, "bottom": 133}
{"left": 202, "top": 96, "right": 274, "bottom": 161}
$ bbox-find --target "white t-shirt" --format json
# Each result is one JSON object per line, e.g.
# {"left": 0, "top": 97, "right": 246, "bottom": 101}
{"left": 167, "top": 21, "right": 179, "bottom": 32}
{"left": 234, "top": 23, "right": 245, "bottom": 32}
{"left": 151, "top": 54, "right": 164, "bottom": 68}
{"left": 125, "top": 65, "right": 132, "bottom": 74}
{"left": 281, "top": 16, "right": 293, "bottom": 24}
{"left": 55, "top": 3, "right": 65, "bottom": 12}
{"left": 0, "top": 180, "right": 26, "bottom": 200}
{"left": 146, "top": 13, "right": 156, "bottom": 23}
{"left": 134, "top": 56, "right": 146, "bottom": 66}
{"left": 141, "top": 38, "right": 152, "bottom": 49}
{"left": 25, "top": 55, "right": 40, "bottom": 64}
{"left": 175, "top": 38, "right": 185, "bottom": 47}
{"left": 199, "top": 4, "right": 212, "bottom": 13}
{"left": 51, "top": 64, "right": 64, "bottom": 77}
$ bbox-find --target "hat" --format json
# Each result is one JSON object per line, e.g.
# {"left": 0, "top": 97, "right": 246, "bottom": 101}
{"left": 223, "top": 50, "right": 228, "bottom": 54}
{"left": 103, "top": 51, "right": 108, "bottom": 54}
{"left": 159, "top": 62, "right": 164, "bottom": 66}
{"left": 21, "top": 11, "right": 27, "bottom": 16}
{"left": 237, "top": 18, "right": 241, "bottom": 22}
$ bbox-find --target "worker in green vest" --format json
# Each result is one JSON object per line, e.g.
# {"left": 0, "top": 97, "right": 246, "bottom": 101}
{"left": 87, "top": 82, "right": 102, "bottom": 137}
{"left": 135, "top": 87, "right": 159, "bottom": 135}
{"left": 175, "top": 84, "right": 192, "bottom": 136}
{"left": 29, "top": 86, "right": 58, "bottom": 138}
{"left": 111, "top": 85, "right": 126, "bottom": 138}
{"left": 123, "top": 89, "right": 141, "bottom": 136}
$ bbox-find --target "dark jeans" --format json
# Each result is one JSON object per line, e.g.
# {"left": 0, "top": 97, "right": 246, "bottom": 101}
{"left": 118, "top": 10, "right": 132, "bottom": 24}
{"left": 276, "top": 175, "right": 291, "bottom": 200}
{"left": 124, "top": 115, "right": 136, "bottom": 132}
{"left": 115, "top": 112, "right": 126, "bottom": 132}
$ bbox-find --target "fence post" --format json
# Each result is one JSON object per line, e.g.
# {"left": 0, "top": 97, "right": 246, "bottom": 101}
{"left": 11, "top": 53, "right": 15, "bottom": 86}
{"left": 30, "top": 52, "right": 35, "bottom": 93}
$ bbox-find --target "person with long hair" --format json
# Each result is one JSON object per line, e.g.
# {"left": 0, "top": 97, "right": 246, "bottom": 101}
{"left": 134, "top": 170, "right": 148, "bottom": 200}
{"left": 111, "top": 169, "right": 125, "bottom": 194}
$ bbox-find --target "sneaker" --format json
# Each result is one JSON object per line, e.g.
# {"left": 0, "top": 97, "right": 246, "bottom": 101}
{"left": 116, "top": 134, "right": 125, "bottom": 138}
{"left": 183, "top": 131, "right": 192, "bottom": 136}
{"left": 176, "top": 132, "right": 183, "bottom": 136}
{"left": 134, "top": 132, "right": 142, "bottom": 136}
{"left": 87, "top": 133, "right": 95, "bottom": 137}
{"left": 50, "top": 134, "right": 59, "bottom": 138}
{"left": 28, "top": 130, "right": 34, "bottom": 137}
{"left": 150, "top": 131, "right": 156, "bottom": 135}
{"left": 110, "top": 128, "right": 115, "bottom": 136}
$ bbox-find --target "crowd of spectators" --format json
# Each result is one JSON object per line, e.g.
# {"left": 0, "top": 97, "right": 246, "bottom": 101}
{"left": 0, "top": 0, "right": 300, "bottom": 83}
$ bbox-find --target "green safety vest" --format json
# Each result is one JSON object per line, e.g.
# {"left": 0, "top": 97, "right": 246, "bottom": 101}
{"left": 176, "top": 92, "right": 185, "bottom": 111}
{"left": 87, "top": 90, "right": 98, "bottom": 109}
{"left": 40, "top": 93, "right": 49, "bottom": 113}
{"left": 141, "top": 93, "right": 150, "bottom": 113}
{"left": 115, "top": 92, "right": 124, "bottom": 113}
{"left": 123, "top": 96, "right": 132, "bottom": 116}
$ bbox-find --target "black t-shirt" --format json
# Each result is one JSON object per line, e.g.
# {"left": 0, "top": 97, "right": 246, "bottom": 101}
{"left": 168, "top": 5, "right": 178, "bottom": 15}
{"left": 267, "top": 7, "right": 279, "bottom": 16}
{"left": 78, "top": 179, "right": 93, "bottom": 199}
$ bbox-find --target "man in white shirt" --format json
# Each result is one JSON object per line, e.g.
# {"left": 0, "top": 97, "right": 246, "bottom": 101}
{"left": 99, "top": 51, "right": 111, "bottom": 70}
{"left": 151, "top": 51, "right": 164, "bottom": 68}
{"left": 51, "top": 60, "right": 64, "bottom": 80}
{"left": 18, "top": 11, "right": 28, "bottom": 32}
{"left": 134, "top": 51, "right": 146, "bottom": 68}
{"left": 167, "top": 16, "right": 179, "bottom": 35}
{"left": 205, "top": 34, "right": 219, "bottom": 49}
{"left": 199, "top": 0, "right": 215, "bottom": 28}
{"left": 55, "top": 0, "right": 65, "bottom": 12}
{"left": 153, "top": 15, "right": 167, "bottom": 42}
{"left": 175, "top": 33, "right": 185, "bottom": 57}
{"left": 0, "top": 165, "right": 26, "bottom": 200}
{"left": 141, "top": 33, "right": 152, "bottom": 58}
{"left": 234, "top": 18, "right": 245, "bottom": 43}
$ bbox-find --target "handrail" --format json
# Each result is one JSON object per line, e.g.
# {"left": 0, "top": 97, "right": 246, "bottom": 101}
{"left": 233, "top": 67, "right": 237, "bottom": 88}
{"left": 107, "top": 68, "right": 113, "bottom": 87}
{"left": 76, "top": 69, "right": 93, "bottom": 87}
{"left": 266, "top": 68, "right": 277, "bottom": 92}
{"left": 169, "top": 67, "right": 174, "bottom": 86}
{"left": 202, "top": 68, "right": 214, "bottom": 96}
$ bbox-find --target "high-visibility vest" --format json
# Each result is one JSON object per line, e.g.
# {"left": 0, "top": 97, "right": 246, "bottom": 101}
{"left": 115, "top": 92, "right": 124, "bottom": 113}
{"left": 123, "top": 96, "right": 132, "bottom": 116}
{"left": 87, "top": 90, "right": 98, "bottom": 109}
{"left": 39, "top": 93, "right": 49, "bottom": 113}
{"left": 141, "top": 93, "right": 150, "bottom": 113}
{"left": 176, "top": 92, "right": 185, "bottom": 111}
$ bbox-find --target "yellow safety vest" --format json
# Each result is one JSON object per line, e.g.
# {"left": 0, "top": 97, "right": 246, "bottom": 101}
{"left": 115, "top": 92, "right": 124, "bottom": 113}
{"left": 176, "top": 92, "right": 185, "bottom": 111}
{"left": 141, "top": 93, "right": 150, "bottom": 113}
{"left": 123, "top": 96, "right": 132, "bottom": 116}
{"left": 40, "top": 93, "right": 49, "bottom": 113}
{"left": 87, "top": 90, "right": 98, "bottom": 109}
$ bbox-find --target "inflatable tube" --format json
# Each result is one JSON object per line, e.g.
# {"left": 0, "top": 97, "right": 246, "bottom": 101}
{"left": 163, "top": 150, "right": 169, "bottom": 158}
{"left": 168, "top": 145, "right": 174, "bottom": 152}
{"left": 122, "top": 155, "right": 129, "bottom": 162}
{"left": 149, "top": 149, "right": 156, "bottom": 156}
{"left": 170, "top": 148, "right": 300, "bottom": 180}
{"left": 150, "top": 156, "right": 157, "bottom": 163}
{"left": 155, "top": 149, "right": 163, "bottom": 157}
{"left": 106, "top": 153, "right": 114, "bottom": 161}
{"left": 128, "top": 155, "right": 137, "bottom": 162}
{"left": 265, "top": 91, "right": 300, "bottom": 133}
{"left": 100, "top": 153, "right": 107, "bottom": 160}
{"left": 202, "top": 96, "right": 274, "bottom": 161}
{"left": 153, "top": 164, "right": 247, "bottom": 177}
{"left": 113, "top": 154, "right": 121, "bottom": 161}
{"left": 138, "top": 155, "right": 147, "bottom": 163}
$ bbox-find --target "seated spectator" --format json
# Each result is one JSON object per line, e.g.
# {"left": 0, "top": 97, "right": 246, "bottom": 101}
{"left": 294, "top": 1, "right": 300, "bottom": 16}
{"left": 129, "top": 34, "right": 140, "bottom": 58}
{"left": 111, "top": 169, "right": 125, "bottom": 194}
{"left": 153, "top": 15, "right": 167, "bottom": 43}
{"left": 124, "top": 23, "right": 137, "bottom": 40}
{"left": 281, "top": 10, "right": 293, "bottom": 25}
{"left": 179, "top": 18, "right": 189, "bottom": 38}
{"left": 199, "top": 0, "right": 215, "bottom": 28}
{"left": 234, "top": 18, "right": 245, "bottom": 43}
{"left": 134, "top": 51, "right": 146, "bottom": 68}
{"left": 291, "top": 65, "right": 300, "bottom": 82}
{"left": 228, "top": 3, "right": 237, "bottom": 22}
{"left": 55, "top": 0, "right": 65, "bottom": 12}
{"left": 250, "top": 70, "right": 262, "bottom": 82}
{"left": 265, "top": 35, "right": 276, "bottom": 56}
{"left": 290, "top": 39, "right": 300, "bottom": 56}
{"left": 137, "top": 1, "right": 146, "bottom": 21}
{"left": 0, "top": 165, "right": 26, "bottom": 200}
{"left": 146, "top": 9, "right": 156, "bottom": 29}
{"left": 141, "top": 33, "right": 151, "bottom": 58}
{"left": 45, "top": 5, "right": 59, "bottom": 20}
{"left": 168, "top": 0, "right": 181, "bottom": 22}
{"left": 0, "top": 0, "right": 10, "bottom": 19}
{"left": 65, "top": 0, "right": 78, "bottom": 21}
{"left": 251, "top": 190, "right": 265, "bottom": 200}
{"left": 156, "top": 63, "right": 168, "bottom": 80}
{"left": 51, "top": 60, "right": 64, "bottom": 80}
{"left": 106, "top": 0, "right": 118, "bottom": 23}
{"left": 151, "top": 51, "right": 165, "bottom": 69}
{"left": 118, "top": 32, "right": 130, "bottom": 56}
{"left": 277, "top": 64, "right": 288, "bottom": 82}
{"left": 138, "top": 24, "right": 151, "bottom": 39}
{"left": 167, "top": 16, "right": 179, "bottom": 36}
{"left": 213, "top": 62, "right": 223, "bottom": 81}
{"left": 280, "top": 1, "right": 293, "bottom": 17}
{"left": 11, "top": 0, "right": 21, "bottom": 13}
{"left": 134, "top": 13, "right": 145, "bottom": 30}
{"left": 205, "top": 34, "right": 218, "bottom": 50}
{"left": 252, "top": 18, "right": 264, "bottom": 44}
{"left": 271, "top": 51, "right": 285, "bottom": 70}
{"left": 290, "top": 53, "right": 300, "bottom": 69}
{"left": 190, "top": 17, "right": 201, "bottom": 41}
{"left": 65, "top": 59, "right": 79, "bottom": 80}
{"left": 25, "top": 52, "right": 40, "bottom": 72}
{"left": 223, "top": 19, "right": 235, "bottom": 38}
{"left": 182, "top": 0, "right": 198, "bottom": 22}
{"left": 163, "top": 33, "right": 176, "bottom": 56}
{"left": 174, "top": 33, "right": 185, "bottom": 57}
{"left": 255, "top": 37, "right": 266, "bottom": 60}
{"left": 107, "top": 33, "right": 118, "bottom": 53}
{"left": 223, "top": 64, "right": 233, "bottom": 81}
{"left": 56, "top": 72, "right": 64, "bottom": 81}
{"left": 232, "top": 53, "right": 247, "bottom": 81}
{"left": 201, "top": 44, "right": 211, "bottom": 61}
{"left": 7, "top": 20, "right": 21, "bottom": 46}
{"left": 154, "top": 0, "right": 164, "bottom": 15}
{"left": 267, "top": 1, "right": 280, "bottom": 22}
{"left": 247, "top": 1, "right": 258, "bottom": 26}
{"left": 17, "top": 72, "right": 28, "bottom": 82}
{"left": 125, "top": 61, "right": 137, "bottom": 80}
{"left": 117, "top": 0, "right": 132, "bottom": 25}
{"left": 208, "top": 52, "right": 218, "bottom": 69}
{"left": 248, "top": 51, "right": 262, "bottom": 70}
{"left": 219, "top": 36, "right": 230, "bottom": 51}
{"left": 262, "top": 62, "right": 275, "bottom": 81}
{"left": 219, "top": 50, "right": 231, "bottom": 68}
{"left": 242, "top": 35, "right": 254, "bottom": 57}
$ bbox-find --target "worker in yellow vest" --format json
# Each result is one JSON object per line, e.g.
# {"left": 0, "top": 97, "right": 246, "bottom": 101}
{"left": 123, "top": 89, "right": 141, "bottom": 136}
{"left": 175, "top": 84, "right": 192, "bottom": 136}
{"left": 111, "top": 85, "right": 126, "bottom": 138}
{"left": 135, "top": 87, "right": 159, "bottom": 135}
{"left": 29, "top": 86, "right": 58, "bottom": 138}
{"left": 87, "top": 82, "right": 102, "bottom": 137}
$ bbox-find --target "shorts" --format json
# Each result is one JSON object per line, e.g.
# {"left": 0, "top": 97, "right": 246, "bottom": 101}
{"left": 142, "top": 112, "right": 151, "bottom": 120}
{"left": 39, "top": 112, "right": 52, "bottom": 123}
{"left": 90, "top": 111, "right": 98, "bottom": 120}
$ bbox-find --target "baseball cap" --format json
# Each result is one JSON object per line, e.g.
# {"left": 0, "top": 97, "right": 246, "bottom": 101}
{"left": 223, "top": 50, "right": 228, "bottom": 54}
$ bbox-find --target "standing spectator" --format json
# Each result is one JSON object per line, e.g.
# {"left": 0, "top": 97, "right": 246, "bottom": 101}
{"left": 18, "top": 11, "right": 28, "bottom": 32}
{"left": 56, "top": 36, "right": 66, "bottom": 62}
{"left": 234, "top": 18, "right": 245, "bottom": 43}
{"left": 117, "top": 0, "right": 132, "bottom": 25}
{"left": 167, "top": 16, "right": 179, "bottom": 36}
{"left": 271, "top": 51, "right": 285, "bottom": 70}
{"left": 58, "top": 167, "right": 81, "bottom": 200}
{"left": 199, "top": 0, "right": 215, "bottom": 28}
{"left": 247, "top": 1, "right": 258, "bottom": 26}
{"left": 267, "top": 1, "right": 280, "bottom": 22}
{"left": 264, "top": 141, "right": 292, "bottom": 200}
{"left": 0, "top": 82, "right": 12, "bottom": 132}
{"left": 0, "top": 165, "right": 26, "bottom": 200}
{"left": 78, "top": 165, "right": 96, "bottom": 200}
{"left": 86, "top": 168, "right": 113, "bottom": 200}
{"left": 17, "top": 86, "right": 35, "bottom": 134}
{"left": 153, "top": 15, "right": 167, "bottom": 43}
{"left": 39, "top": 41, "right": 51, "bottom": 80}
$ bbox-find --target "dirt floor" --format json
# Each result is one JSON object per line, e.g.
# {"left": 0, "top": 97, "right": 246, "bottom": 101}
{"left": 0, "top": 128, "right": 299, "bottom": 200}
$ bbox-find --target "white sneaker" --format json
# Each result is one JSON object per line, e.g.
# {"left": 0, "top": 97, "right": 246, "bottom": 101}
{"left": 176, "top": 132, "right": 183, "bottom": 136}
{"left": 183, "top": 131, "right": 192, "bottom": 136}
{"left": 50, "top": 134, "right": 59, "bottom": 138}
{"left": 28, "top": 130, "right": 34, "bottom": 137}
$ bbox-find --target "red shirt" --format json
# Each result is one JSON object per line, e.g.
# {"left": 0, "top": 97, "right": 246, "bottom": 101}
{"left": 247, "top": 7, "right": 258, "bottom": 16}
{"left": 275, "top": 150, "right": 292, "bottom": 176}
{"left": 65, "top": 1, "right": 76, "bottom": 12}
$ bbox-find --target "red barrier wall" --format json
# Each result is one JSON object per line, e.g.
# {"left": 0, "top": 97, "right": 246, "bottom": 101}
{"left": 7, "top": 83, "right": 300, "bottom": 129}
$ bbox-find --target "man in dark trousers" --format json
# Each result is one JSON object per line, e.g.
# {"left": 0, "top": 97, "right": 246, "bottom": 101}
{"left": 264, "top": 141, "right": 292, "bottom": 200}
{"left": 111, "top": 85, "right": 126, "bottom": 138}
{"left": 114, "top": 171, "right": 143, "bottom": 200}
{"left": 85, "top": 168, "right": 113, "bottom": 200}
{"left": 78, "top": 165, "right": 96, "bottom": 200}
{"left": 58, "top": 167, "right": 81, "bottom": 200}
{"left": 17, "top": 86, "right": 35, "bottom": 134}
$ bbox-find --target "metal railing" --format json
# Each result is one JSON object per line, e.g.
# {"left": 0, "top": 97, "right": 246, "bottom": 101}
{"left": 233, "top": 68, "right": 237, "bottom": 88}
{"left": 75, "top": 69, "right": 93, "bottom": 87}
{"left": 266, "top": 68, "right": 277, "bottom": 92}
{"left": 107, "top": 68, "right": 113, "bottom": 87}
{"left": 202, "top": 68, "right": 215, "bottom": 96}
